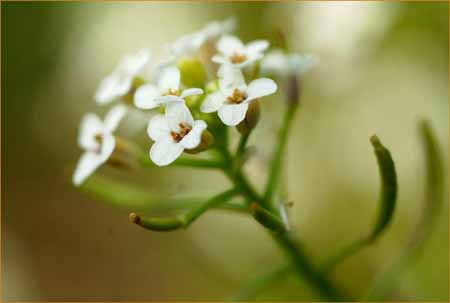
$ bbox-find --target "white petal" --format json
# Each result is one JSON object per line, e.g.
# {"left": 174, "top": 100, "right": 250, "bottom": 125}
{"left": 118, "top": 49, "right": 151, "bottom": 76}
{"left": 104, "top": 104, "right": 127, "bottom": 133}
{"left": 155, "top": 95, "right": 185, "bottom": 104}
{"left": 158, "top": 66, "right": 180, "bottom": 92}
{"left": 147, "top": 114, "right": 171, "bottom": 141}
{"left": 94, "top": 73, "right": 132, "bottom": 105}
{"left": 200, "top": 91, "right": 225, "bottom": 113}
{"left": 99, "top": 134, "right": 116, "bottom": 161}
{"left": 165, "top": 103, "right": 194, "bottom": 130}
{"left": 171, "top": 32, "right": 205, "bottom": 57}
{"left": 150, "top": 138, "right": 184, "bottom": 166}
{"left": 217, "top": 35, "right": 244, "bottom": 56}
{"left": 78, "top": 113, "right": 103, "bottom": 150}
{"left": 245, "top": 40, "right": 269, "bottom": 56}
{"left": 180, "top": 88, "right": 203, "bottom": 98}
{"left": 179, "top": 120, "right": 207, "bottom": 149}
{"left": 218, "top": 65, "right": 247, "bottom": 95}
{"left": 246, "top": 78, "right": 277, "bottom": 101}
{"left": 260, "top": 50, "right": 287, "bottom": 75}
{"left": 211, "top": 55, "right": 230, "bottom": 65}
{"left": 72, "top": 152, "right": 104, "bottom": 186}
{"left": 218, "top": 103, "right": 249, "bottom": 126}
{"left": 134, "top": 84, "right": 161, "bottom": 109}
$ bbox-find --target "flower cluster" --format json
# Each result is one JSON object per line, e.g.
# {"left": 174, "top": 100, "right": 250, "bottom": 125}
{"left": 73, "top": 17, "right": 314, "bottom": 186}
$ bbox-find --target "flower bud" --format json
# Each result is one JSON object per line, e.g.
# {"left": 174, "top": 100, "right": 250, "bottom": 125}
{"left": 178, "top": 57, "right": 207, "bottom": 88}
{"left": 184, "top": 129, "right": 214, "bottom": 154}
{"left": 236, "top": 100, "right": 260, "bottom": 135}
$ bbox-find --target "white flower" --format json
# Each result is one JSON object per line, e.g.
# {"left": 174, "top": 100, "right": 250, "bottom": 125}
{"left": 201, "top": 65, "right": 277, "bottom": 126}
{"left": 148, "top": 103, "right": 207, "bottom": 166}
{"left": 95, "top": 49, "right": 151, "bottom": 105}
{"left": 260, "top": 50, "right": 318, "bottom": 76}
{"left": 73, "top": 105, "right": 127, "bottom": 185}
{"left": 171, "top": 17, "right": 236, "bottom": 58}
{"left": 212, "top": 35, "right": 269, "bottom": 68}
{"left": 134, "top": 66, "right": 203, "bottom": 110}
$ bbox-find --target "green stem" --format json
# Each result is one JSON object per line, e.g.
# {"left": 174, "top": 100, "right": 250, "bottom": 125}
{"left": 129, "top": 188, "right": 239, "bottom": 232}
{"left": 264, "top": 106, "right": 298, "bottom": 208}
{"left": 139, "top": 154, "right": 225, "bottom": 169}
{"left": 273, "top": 232, "right": 347, "bottom": 301}
{"left": 229, "top": 264, "right": 291, "bottom": 301}
{"left": 225, "top": 167, "right": 345, "bottom": 300}
{"left": 236, "top": 131, "right": 251, "bottom": 158}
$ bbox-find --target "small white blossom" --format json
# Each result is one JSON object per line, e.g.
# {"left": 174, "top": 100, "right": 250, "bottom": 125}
{"left": 73, "top": 105, "right": 127, "bottom": 186}
{"left": 201, "top": 65, "right": 277, "bottom": 126}
{"left": 261, "top": 50, "right": 318, "bottom": 76}
{"left": 212, "top": 35, "right": 269, "bottom": 68}
{"left": 148, "top": 103, "right": 207, "bottom": 166}
{"left": 95, "top": 49, "right": 151, "bottom": 105}
{"left": 134, "top": 66, "right": 203, "bottom": 110}
{"left": 171, "top": 17, "right": 236, "bottom": 58}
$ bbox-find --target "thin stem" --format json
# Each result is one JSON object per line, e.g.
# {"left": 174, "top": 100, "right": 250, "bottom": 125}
{"left": 224, "top": 165, "right": 346, "bottom": 300}
{"left": 218, "top": 147, "right": 263, "bottom": 205}
{"left": 236, "top": 132, "right": 251, "bottom": 158}
{"left": 229, "top": 264, "right": 291, "bottom": 301}
{"left": 272, "top": 232, "right": 347, "bottom": 301}
{"left": 264, "top": 106, "right": 298, "bottom": 208}
{"left": 139, "top": 154, "right": 225, "bottom": 169}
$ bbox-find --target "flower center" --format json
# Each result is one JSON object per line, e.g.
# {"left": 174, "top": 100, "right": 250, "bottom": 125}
{"left": 163, "top": 88, "right": 180, "bottom": 96}
{"left": 229, "top": 52, "right": 247, "bottom": 64}
{"left": 94, "top": 133, "right": 103, "bottom": 153}
{"left": 171, "top": 122, "right": 192, "bottom": 143}
{"left": 226, "top": 88, "right": 247, "bottom": 104}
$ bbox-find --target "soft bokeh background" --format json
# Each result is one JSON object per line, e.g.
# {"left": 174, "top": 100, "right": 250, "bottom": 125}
{"left": 2, "top": 2, "right": 448, "bottom": 301}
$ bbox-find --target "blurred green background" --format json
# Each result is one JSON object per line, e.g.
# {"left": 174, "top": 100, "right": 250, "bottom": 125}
{"left": 2, "top": 1, "right": 448, "bottom": 301}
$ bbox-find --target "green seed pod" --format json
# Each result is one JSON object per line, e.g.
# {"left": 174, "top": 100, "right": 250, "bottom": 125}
{"left": 236, "top": 100, "right": 260, "bottom": 135}
{"left": 178, "top": 57, "right": 207, "bottom": 88}
{"left": 251, "top": 203, "right": 286, "bottom": 233}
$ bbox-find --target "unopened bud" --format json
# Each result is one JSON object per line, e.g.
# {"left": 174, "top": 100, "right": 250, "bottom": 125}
{"left": 184, "top": 129, "right": 214, "bottom": 154}
{"left": 236, "top": 100, "right": 260, "bottom": 135}
{"left": 178, "top": 57, "right": 207, "bottom": 88}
